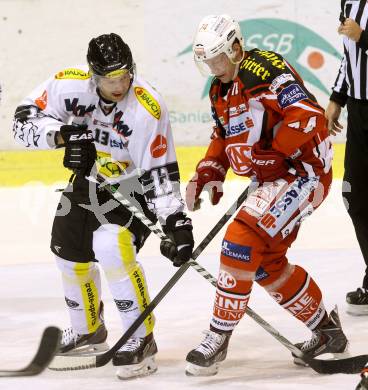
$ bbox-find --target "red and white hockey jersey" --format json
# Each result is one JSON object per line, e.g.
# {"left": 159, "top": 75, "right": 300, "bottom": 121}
{"left": 204, "top": 49, "right": 333, "bottom": 180}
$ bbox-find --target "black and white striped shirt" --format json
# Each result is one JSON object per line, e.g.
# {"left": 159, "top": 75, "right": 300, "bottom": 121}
{"left": 332, "top": 0, "right": 368, "bottom": 105}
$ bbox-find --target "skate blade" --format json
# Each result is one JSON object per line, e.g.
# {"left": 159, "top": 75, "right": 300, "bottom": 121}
{"left": 293, "top": 349, "right": 352, "bottom": 367}
{"left": 346, "top": 303, "right": 368, "bottom": 316}
{"left": 48, "top": 342, "right": 109, "bottom": 370}
{"left": 185, "top": 362, "right": 220, "bottom": 377}
{"left": 116, "top": 356, "right": 157, "bottom": 380}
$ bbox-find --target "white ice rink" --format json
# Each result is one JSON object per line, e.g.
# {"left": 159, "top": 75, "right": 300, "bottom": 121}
{"left": 0, "top": 180, "right": 366, "bottom": 389}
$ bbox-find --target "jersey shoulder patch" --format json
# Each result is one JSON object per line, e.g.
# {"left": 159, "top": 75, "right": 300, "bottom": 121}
{"left": 55, "top": 68, "right": 91, "bottom": 80}
{"left": 134, "top": 86, "right": 161, "bottom": 120}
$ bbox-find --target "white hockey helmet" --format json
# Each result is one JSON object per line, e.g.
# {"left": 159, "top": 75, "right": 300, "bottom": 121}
{"left": 193, "top": 15, "right": 244, "bottom": 75}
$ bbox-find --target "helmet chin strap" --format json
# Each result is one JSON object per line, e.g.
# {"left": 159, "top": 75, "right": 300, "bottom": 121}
{"left": 230, "top": 51, "right": 245, "bottom": 80}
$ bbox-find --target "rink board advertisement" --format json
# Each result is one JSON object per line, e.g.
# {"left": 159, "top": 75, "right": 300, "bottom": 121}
{"left": 0, "top": 0, "right": 344, "bottom": 150}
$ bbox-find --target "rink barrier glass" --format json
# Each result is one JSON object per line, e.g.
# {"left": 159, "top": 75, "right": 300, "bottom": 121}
{"left": 0, "top": 144, "right": 345, "bottom": 186}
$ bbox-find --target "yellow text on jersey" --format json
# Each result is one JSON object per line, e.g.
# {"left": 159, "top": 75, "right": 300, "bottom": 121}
{"left": 55, "top": 68, "right": 91, "bottom": 80}
{"left": 134, "top": 87, "right": 161, "bottom": 120}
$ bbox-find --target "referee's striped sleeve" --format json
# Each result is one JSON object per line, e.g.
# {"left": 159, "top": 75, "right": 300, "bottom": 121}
{"left": 330, "top": 54, "right": 348, "bottom": 107}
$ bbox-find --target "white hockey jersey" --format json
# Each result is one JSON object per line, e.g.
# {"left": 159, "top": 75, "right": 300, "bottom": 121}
{"left": 13, "top": 66, "right": 184, "bottom": 223}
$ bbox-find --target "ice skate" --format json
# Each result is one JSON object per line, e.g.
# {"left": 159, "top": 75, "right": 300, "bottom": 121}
{"left": 293, "top": 306, "right": 349, "bottom": 366}
{"left": 48, "top": 322, "right": 108, "bottom": 370}
{"left": 48, "top": 302, "right": 109, "bottom": 370}
{"left": 185, "top": 330, "right": 230, "bottom": 376}
{"left": 346, "top": 288, "right": 368, "bottom": 315}
{"left": 113, "top": 333, "right": 158, "bottom": 379}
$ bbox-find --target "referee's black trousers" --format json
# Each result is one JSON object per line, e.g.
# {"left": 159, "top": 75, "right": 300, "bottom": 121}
{"left": 343, "top": 97, "right": 368, "bottom": 289}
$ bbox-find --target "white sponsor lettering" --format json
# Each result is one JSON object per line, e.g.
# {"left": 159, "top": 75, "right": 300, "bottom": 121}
{"left": 218, "top": 270, "right": 237, "bottom": 289}
{"left": 269, "top": 73, "right": 294, "bottom": 93}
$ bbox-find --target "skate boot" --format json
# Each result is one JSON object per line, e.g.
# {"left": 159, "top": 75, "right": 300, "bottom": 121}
{"left": 112, "top": 333, "right": 158, "bottom": 379}
{"left": 48, "top": 302, "right": 109, "bottom": 370}
{"left": 293, "top": 306, "right": 349, "bottom": 366}
{"left": 185, "top": 330, "right": 231, "bottom": 376}
{"left": 356, "top": 365, "right": 368, "bottom": 390}
{"left": 346, "top": 288, "right": 368, "bottom": 315}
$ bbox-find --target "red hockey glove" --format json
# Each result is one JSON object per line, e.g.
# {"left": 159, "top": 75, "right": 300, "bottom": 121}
{"left": 251, "top": 140, "right": 289, "bottom": 183}
{"left": 186, "top": 157, "right": 226, "bottom": 211}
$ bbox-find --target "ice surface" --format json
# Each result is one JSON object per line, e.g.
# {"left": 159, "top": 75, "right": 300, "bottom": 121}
{"left": 0, "top": 180, "right": 365, "bottom": 389}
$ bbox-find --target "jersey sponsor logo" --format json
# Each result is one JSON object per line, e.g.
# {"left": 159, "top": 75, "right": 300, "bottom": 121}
{"left": 269, "top": 73, "right": 295, "bottom": 93}
{"left": 254, "top": 50, "right": 286, "bottom": 69}
{"left": 229, "top": 103, "right": 247, "bottom": 118}
{"left": 243, "top": 180, "right": 286, "bottom": 217}
{"left": 113, "top": 110, "right": 133, "bottom": 138}
{"left": 306, "top": 306, "right": 324, "bottom": 329}
{"left": 94, "top": 128, "right": 129, "bottom": 149}
{"left": 133, "top": 270, "right": 153, "bottom": 326}
{"left": 254, "top": 266, "right": 269, "bottom": 282}
{"left": 221, "top": 240, "right": 251, "bottom": 262}
{"left": 96, "top": 151, "right": 129, "bottom": 178}
{"left": 93, "top": 119, "right": 110, "bottom": 128}
{"left": 211, "top": 318, "right": 238, "bottom": 329}
{"left": 226, "top": 122, "right": 249, "bottom": 138}
{"left": 35, "top": 90, "right": 48, "bottom": 110}
{"left": 134, "top": 87, "right": 161, "bottom": 119}
{"left": 239, "top": 56, "right": 272, "bottom": 80}
{"left": 270, "top": 291, "right": 283, "bottom": 303}
{"left": 55, "top": 68, "right": 91, "bottom": 80}
{"left": 257, "top": 176, "right": 318, "bottom": 237}
{"left": 218, "top": 270, "right": 237, "bottom": 289}
{"left": 64, "top": 98, "right": 95, "bottom": 117}
{"left": 150, "top": 134, "right": 167, "bottom": 158}
{"left": 114, "top": 299, "right": 134, "bottom": 312}
{"left": 277, "top": 83, "right": 308, "bottom": 109}
{"left": 225, "top": 143, "right": 252, "bottom": 174}
{"left": 225, "top": 113, "right": 254, "bottom": 138}
{"left": 286, "top": 291, "right": 320, "bottom": 322}
{"left": 84, "top": 282, "right": 97, "bottom": 327}
{"left": 214, "top": 290, "right": 249, "bottom": 322}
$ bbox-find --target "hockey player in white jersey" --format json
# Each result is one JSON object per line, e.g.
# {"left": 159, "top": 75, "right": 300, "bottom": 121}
{"left": 13, "top": 33, "right": 194, "bottom": 379}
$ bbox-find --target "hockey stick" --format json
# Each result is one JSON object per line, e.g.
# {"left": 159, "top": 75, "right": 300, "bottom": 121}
{"left": 49, "top": 181, "right": 250, "bottom": 371}
{"left": 98, "top": 177, "right": 368, "bottom": 375}
{"left": 0, "top": 326, "right": 61, "bottom": 377}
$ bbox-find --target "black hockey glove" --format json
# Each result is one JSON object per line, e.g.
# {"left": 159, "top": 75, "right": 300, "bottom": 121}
{"left": 160, "top": 213, "right": 194, "bottom": 267}
{"left": 59, "top": 124, "right": 96, "bottom": 176}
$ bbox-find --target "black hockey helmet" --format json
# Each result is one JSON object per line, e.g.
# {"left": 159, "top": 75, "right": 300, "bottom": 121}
{"left": 87, "top": 33, "right": 134, "bottom": 77}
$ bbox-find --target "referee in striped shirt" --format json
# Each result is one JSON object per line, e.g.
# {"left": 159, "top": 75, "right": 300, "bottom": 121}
{"left": 326, "top": 0, "right": 368, "bottom": 314}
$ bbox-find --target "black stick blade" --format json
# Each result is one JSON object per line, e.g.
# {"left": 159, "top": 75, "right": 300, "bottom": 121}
{"left": 307, "top": 354, "right": 368, "bottom": 374}
{"left": 0, "top": 326, "right": 61, "bottom": 377}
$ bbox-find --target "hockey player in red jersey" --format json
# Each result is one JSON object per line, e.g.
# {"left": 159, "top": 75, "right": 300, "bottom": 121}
{"left": 13, "top": 33, "right": 194, "bottom": 379}
{"left": 185, "top": 14, "right": 348, "bottom": 376}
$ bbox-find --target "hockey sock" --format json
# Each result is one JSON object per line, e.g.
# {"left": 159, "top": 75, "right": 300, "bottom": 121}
{"left": 265, "top": 264, "right": 326, "bottom": 330}
{"left": 94, "top": 226, "right": 154, "bottom": 337}
{"left": 55, "top": 256, "right": 102, "bottom": 334}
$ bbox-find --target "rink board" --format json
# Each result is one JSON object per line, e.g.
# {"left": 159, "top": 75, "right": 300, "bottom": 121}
{"left": 0, "top": 143, "right": 345, "bottom": 187}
